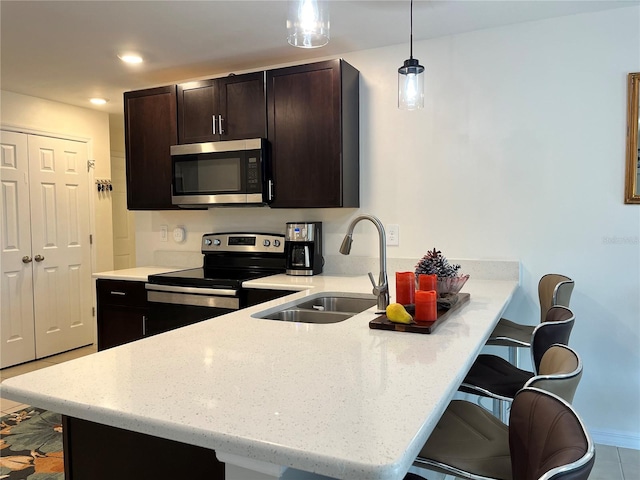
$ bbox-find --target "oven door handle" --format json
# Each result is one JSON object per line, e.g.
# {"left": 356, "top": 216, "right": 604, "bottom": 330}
{"left": 145, "top": 284, "right": 238, "bottom": 297}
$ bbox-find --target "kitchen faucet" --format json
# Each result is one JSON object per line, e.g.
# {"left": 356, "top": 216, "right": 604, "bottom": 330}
{"left": 339, "top": 214, "right": 389, "bottom": 313}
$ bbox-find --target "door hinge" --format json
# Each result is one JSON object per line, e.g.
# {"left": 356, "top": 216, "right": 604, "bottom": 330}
{"left": 87, "top": 159, "right": 95, "bottom": 172}
{"left": 92, "top": 307, "right": 96, "bottom": 317}
{"left": 89, "top": 234, "right": 93, "bottom": 245}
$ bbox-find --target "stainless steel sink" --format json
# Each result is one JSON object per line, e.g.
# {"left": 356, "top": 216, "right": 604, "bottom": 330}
{"left": 253, "top": 293, "right": 377, "bottom": 324}
{"left": 295, "top": 296, "right": 377, "bottom": 313}
{"left": 261, "top": 308, "right": 353, "bottom": 324}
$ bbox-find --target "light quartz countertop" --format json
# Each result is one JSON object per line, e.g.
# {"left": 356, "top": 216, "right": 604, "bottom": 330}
{"left": 1, "top": 274, "right": 517, "bottom": 480}
{"left": 92, "top": 266, "right": 183, "bottom": 282}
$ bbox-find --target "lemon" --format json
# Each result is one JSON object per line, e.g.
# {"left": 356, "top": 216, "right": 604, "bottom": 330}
{"left": 386, "top": 303, "right": 413, "bottom": 324}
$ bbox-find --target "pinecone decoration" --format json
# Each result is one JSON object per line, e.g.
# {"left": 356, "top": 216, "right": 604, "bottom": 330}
{"left": 415, "top": 248, "right": 461, "bottom": 279}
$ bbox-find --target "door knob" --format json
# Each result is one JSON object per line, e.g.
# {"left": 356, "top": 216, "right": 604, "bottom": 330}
{"left": 34, "top": 254, "right": 45, "bottom": 262}
{"left": 22, "top": 256, "right": 33, "bottom": 263}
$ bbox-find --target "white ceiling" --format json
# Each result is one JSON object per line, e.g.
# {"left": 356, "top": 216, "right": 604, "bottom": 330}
{"left": 1, "top": 0, "right": 636, "bottom": 116}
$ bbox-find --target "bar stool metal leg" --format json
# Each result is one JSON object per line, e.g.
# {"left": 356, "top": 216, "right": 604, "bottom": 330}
{"left": 508, "top": 345, "right": 517, "bottom": 366}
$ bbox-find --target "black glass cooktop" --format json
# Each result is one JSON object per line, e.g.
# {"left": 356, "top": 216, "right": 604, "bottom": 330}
{"left": 147, "top": 268, "right": 276, "bottom": 289}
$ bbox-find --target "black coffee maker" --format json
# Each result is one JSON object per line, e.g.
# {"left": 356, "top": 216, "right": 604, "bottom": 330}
{"left": 285, "top": 222, "right": 323, "bottom": 276}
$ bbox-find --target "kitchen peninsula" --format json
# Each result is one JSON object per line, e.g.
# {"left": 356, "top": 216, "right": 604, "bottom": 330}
{"left": 1, "top": 273, "right": 517, "bottom": 480}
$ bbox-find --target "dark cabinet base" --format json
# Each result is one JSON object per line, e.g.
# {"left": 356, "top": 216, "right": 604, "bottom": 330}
{"left": 96, "top": 279, "right": 147, "bottom": 351}
{"left": 62, "top": 415, "right": 225, "bottom": 479}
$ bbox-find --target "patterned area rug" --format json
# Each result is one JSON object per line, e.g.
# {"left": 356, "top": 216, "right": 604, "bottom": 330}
{"left": 0, "top": 407, "right": 63, "bottom": 480}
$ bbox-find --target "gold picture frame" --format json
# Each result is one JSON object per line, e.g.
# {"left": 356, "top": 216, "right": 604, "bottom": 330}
{"left": 625, "top": 72, "right": 640, "bottom": 204}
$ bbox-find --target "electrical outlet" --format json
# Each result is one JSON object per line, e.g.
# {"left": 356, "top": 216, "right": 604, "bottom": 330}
{"left": 173, "top": 226, "right": 186, "bottom": 243}
{"left": 160, "top": 225, "right": 168, "bottom": 242}
{"left": 387, "top": 224, "right": 399, "bottom": 246}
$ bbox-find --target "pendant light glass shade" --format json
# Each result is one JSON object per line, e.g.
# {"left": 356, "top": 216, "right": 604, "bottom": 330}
{"left": 398, "top": 0, "right": 424, "bottom": 110}
{"left": 398, "top": 58, "right": 425, "bottom": 110}
{"left": 287, "top": 0, "right": 329, "bottom": 48}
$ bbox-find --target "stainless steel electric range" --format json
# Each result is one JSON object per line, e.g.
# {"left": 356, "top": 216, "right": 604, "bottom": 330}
{"left": 145, "top": 232, "right": 287, "bottom": 336}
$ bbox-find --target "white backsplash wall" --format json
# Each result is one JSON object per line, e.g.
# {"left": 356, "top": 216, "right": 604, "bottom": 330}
{"left": 134, "top": 207, "right": 361, "bottom": 266}
{"left": 135, "top": 7, "right": 640, "bottom": 448}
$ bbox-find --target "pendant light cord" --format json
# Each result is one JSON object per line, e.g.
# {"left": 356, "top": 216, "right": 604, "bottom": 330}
{"left": 410, "top": 0, "right": 414, "bottom": 60}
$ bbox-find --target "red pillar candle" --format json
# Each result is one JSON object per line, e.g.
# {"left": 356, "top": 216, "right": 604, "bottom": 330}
{"left": 395, "top": 272, "right": 415, "bottom": 305}
{"left": 415, "top": 290, "right": 437, "bottom": 323}
{"left": 418, "top": 274, "right": 437, "bottom": 292}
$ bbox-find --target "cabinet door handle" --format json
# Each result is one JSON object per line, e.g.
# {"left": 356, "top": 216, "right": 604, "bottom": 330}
{"left": 22, "top": 256, "right": 33, "bottom": 263}
{"left": 212, "top": 115, "right": 216, "bottom": 135}
{"left": 34, "top": 254, "right": 45, "bottom": 262}
{"left": 142, "top": 315, "right": 147, "bottom": 336}
{"left": 218, "top": 115, "right": 224, "bottom": 135}
{"left": 110, "top": 291, "right": 126, "bottom": 296}
{"left": 268, "top": 179, "right": 274, "bottom": 201}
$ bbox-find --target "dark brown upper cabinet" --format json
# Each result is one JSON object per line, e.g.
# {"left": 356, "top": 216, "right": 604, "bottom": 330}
{"left": 124, "top": 85, "right": 178, "bottom": 210}
{"left": 177, "top": 72, "right": 267, "bottom": 144}
{"left": 266, "top": 59, "right": 359, "bottom": 208}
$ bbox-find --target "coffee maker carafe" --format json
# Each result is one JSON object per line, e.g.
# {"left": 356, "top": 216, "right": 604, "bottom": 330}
{"left": 285, "top": 222, "right": 323, "bottom": 276}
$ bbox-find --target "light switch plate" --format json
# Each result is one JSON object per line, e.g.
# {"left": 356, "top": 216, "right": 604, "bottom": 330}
{"left": 387, "top": 224, "right": 399, "bottom": 246}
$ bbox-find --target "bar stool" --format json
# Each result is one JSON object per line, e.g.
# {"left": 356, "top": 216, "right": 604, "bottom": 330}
{"left": 487, "top": 273, "right": 574, "bottom": 365}
{"left": 413, "top": 387, "right": 595, "bottom": 480}
{"left": 460, "top": 306, "right": 576, "bottom": 419}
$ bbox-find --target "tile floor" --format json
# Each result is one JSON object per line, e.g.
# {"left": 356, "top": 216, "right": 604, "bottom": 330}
{"left": 1, "top": 344, "right": 638, "bottom": 479}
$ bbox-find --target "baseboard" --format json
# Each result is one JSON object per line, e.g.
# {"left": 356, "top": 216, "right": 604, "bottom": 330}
{"left": 591, "top": 428, "right": 640, "bottom": 450}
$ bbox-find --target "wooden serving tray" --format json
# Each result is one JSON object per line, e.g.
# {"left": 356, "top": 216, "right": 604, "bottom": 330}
{"left": 369, "top": 293, "right": 470, "bottom": 334}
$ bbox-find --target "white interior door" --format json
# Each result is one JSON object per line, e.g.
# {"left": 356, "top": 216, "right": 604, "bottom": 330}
{"left": 28, "top": 135, "right": 93, "bottom": 358}
{"left": 1, "top": 131, "right": 37, "bottom": 367}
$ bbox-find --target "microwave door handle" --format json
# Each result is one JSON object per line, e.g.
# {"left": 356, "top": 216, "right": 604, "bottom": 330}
{"left": 268, "top": 180, "right": 274, "bottom": 201}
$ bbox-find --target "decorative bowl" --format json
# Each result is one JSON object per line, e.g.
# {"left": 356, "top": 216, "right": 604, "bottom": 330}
{"left": 436, "top": 274, "right": 470, "bottom": 297}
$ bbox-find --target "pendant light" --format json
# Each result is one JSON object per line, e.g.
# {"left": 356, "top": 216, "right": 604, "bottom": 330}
{"left": 398, "top": 0, "right": 424, "bottom": 110}
{"left": 287, "top": 0, "right": 329, "bottom": 48}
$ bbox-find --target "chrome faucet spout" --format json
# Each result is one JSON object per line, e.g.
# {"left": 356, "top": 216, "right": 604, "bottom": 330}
{"left": 339, "top": 214, "right": 389, "bottom": 313}
{"left": 339, "top": 234, "right": 353, "bottom": 255}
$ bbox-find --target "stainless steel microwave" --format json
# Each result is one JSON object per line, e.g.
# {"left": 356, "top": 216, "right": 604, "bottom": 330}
{"left": 170, "top": 138, "right": 272, "bottom": 208}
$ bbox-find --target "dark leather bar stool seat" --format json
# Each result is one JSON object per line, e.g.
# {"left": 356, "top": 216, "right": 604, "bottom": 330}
{"left": 462, "top": 353, "right": 536, "bottom": 398}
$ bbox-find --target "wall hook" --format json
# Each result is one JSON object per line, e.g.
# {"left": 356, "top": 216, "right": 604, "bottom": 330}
{"left": 96, "top": 179, "right": 113, "bottom": 193}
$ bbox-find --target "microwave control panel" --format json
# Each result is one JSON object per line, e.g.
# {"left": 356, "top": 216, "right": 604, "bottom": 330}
{"left": 246, "top": 156, "right": 261, "bottom": 193}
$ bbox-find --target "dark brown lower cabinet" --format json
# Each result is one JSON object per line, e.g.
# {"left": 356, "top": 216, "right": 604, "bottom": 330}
{"left": 62, "top": 415, "right": 225, "bottom": 479}
{"left": 96, "top": 279, "right": 148, "bottom": 351}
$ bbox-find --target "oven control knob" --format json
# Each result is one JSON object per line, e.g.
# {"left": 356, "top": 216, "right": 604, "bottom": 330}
{"left": 273, "top": 240, "right": 281, "bottom": 247}
{"left": 213, "top": 239, "right": 221, "bottom": 246}
{"left": 263, "top": 239, "right": 271, "bottom": 247}
{"left": 204, "top": 239, "right": 212, "bottom": 246}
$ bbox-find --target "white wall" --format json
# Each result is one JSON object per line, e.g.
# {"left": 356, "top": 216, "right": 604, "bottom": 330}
{"left": 136, "top": 7, "right": 640, "bottom": 447}
{"left": 0, "top": 91, "right": 114, "bottom": 274}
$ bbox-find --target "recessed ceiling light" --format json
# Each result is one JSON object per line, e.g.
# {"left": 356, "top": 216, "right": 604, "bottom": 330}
{"left": 118, "top": 53, "right": 143, "bottom": 64}
{"left": 90, "top": 98, "right": 109, "bottom": 105}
